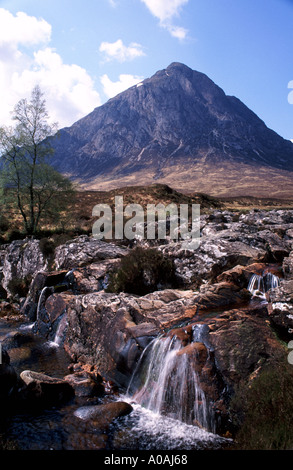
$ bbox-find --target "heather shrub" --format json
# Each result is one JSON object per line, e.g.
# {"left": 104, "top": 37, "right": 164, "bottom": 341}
{"left": 230, "top": 359, "right": 293, "bottom": 450}
{"left": 106, "top": 246, "right": 177, "bottom": 295}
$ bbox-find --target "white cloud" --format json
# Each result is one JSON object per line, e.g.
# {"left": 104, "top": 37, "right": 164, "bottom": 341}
{"left": 167, "top": 25, "right": 188, "bottom": 40}
{"left": 140, "top": 0, "right": 188, "bottom": 21}
{"left": 0, "top": 8, "right": 51, "bottom": 49}
{"left": 141, "top": 0, "right": 188, "bottom": 40}
{"left": 0, "top": 8, "right": 100, "bottom": 128}
{"left": 99, "top": 39, "right": 145, "bottom": 62}
{"left": 11, "top": 48, "right": 101, "bottom": 127}
{"left": 101, "top": 73, "right": 144, "bottom": 99}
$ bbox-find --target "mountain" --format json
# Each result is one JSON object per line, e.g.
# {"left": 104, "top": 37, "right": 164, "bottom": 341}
{"left": 50, "top": 62, "right": 293, "bottom": 197}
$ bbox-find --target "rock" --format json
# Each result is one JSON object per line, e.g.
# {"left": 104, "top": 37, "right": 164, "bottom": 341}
{"left": 160, "top": 235, "right": 266, "bottom": 288}
{"left": 208, "top": 309, "right": 286, "bottom": 388}
{"left": 267, "top": 279, "right": 293, "bottom": 340}
{"left": 20, "top": 270, "right": 68, "bottom": 320}
{"left": 68, "top": 259, "right": 120, "bottom": 293}
{"left": 54, "top": 236, "right": 128, "bottom": 270}
{"left": 64, "top": 371, "right": 104, "bottom": 397}
{"left": 39, "top": 279, "right": 250, "bottom": 389}
{"left": 282, "top": 251, "right": 293, "bottom": 280}
{"left": 176, "top": 341, "right": 209, "bottom": 372}
{"left": 34, "top": 293, "right": 69, "bottom": 342}
{"left": 216, "top": 263, "right": 271, "bottom": 287}
{"left": 65, "top": 432, "right": 108, "bottom": 450}
{"left": 159, "top": 209, "right": 291, "bottom": 288}
{"left": 1, "top": 330, "right": 34, "bottom": 351}
{"left": 196, "top": 281, "right": 251, "bottom": 311}
{"left": 74, "top": 401, "right": 133, "bottom": 430}
{"left": 20, "top": 370, "right": 74, "bottom": 405}
{"left": 0, "top": 239, "right": 47, "bottom": 298}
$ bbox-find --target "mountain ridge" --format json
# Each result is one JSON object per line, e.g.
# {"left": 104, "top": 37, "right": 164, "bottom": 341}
{"left": 49, "top": 62, "right": 293, "bottom": 197}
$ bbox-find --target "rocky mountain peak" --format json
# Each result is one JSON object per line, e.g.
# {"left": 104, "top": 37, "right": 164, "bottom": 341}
{"left": 49, "top": 63, "right": 293, "bottom": 196}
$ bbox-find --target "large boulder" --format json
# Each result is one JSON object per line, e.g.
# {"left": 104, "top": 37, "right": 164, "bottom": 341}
{"left": 54, "top": 236, "right": 128, "bottom": 270}
{"left": 63, "top": 401, "right": 133, "bottom": 449}
{"left": 0, "top": 239, "right": 47, "bottom": 299}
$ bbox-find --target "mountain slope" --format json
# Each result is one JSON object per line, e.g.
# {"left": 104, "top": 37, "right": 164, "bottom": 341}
{"left": 50, "top": 62, "right": 293, "bottom": 197}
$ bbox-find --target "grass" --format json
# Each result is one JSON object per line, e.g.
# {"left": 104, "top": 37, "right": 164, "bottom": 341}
{"left": 1, "top": 183, "right": 293, "bottom": 244}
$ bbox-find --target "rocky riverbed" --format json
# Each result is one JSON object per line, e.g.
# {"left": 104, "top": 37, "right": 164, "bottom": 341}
{"left": 1, "top": 208, "right": 293, "bottom": 449}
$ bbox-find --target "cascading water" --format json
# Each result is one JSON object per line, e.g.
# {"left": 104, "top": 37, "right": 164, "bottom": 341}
{"left": 36, "top": 286, "right": 51, "bottom": 321}
{"left": 36, "top": 286, "right": 54, "bottom": 321}
{"left": 49, "top": 314, "right": 68, "bottom": 348}
{"left": 127, "top": 334, "right": 215, "bottom": 433}
{"left": 248, "top": 272, "right": 280, "bottom": 298}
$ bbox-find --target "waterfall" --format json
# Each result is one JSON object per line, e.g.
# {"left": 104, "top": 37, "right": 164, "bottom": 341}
{"left": 264, "top": 272, "right": 280, "bottom": 290}
{"left": 127, "top": 334, "right": 214, "bottom": 432}
{"left": 50, "top": 314, "right": 68, "bottom": 348}
{"left": 248, "top": 272, "right": 280, "bottom": 297}
{"left": 36, "top": 286, "right": 51, "bottom": 321}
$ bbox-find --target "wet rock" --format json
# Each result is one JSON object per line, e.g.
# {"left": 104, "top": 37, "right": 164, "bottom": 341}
{"left": 176, "top": 341, "right": 208, "bottom": 371}
{"left": 56, "top": 279, "right": 252, "bottom": 388}
{"left": 33, "top": 293, "right": 71, "bottom": 342}
{"left": 208, "top": 309, "right": 285, "bottom": 388}
{"left": 64, "top": 371, "right": 104, "bottom": 397}
{"left": 216, "top": 263, "right": 272, "bottom": 288}
{"left": 74, "top": 401, "right": 133, "bottom": 430}
{"left": 62, "top": 289, "right": 198, "bottom": 385}
{"left": 1, "top": 330, "right": 34, "bottom": 351}
{"left": 20, "top": 370, "right": 74, "bottom": 405}
{"left": 196, "top": 281, "right": 251, "bottom": 311}
{"left": 20, "top": 270, "right": 70, "bottom": 321}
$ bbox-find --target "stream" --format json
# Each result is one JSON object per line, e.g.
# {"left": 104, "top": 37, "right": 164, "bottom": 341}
{"left": 1, "top": 271, "right": 279, "bottom": 450}
{"left": 0, "top": 317, "right": 228, "bottom": 451}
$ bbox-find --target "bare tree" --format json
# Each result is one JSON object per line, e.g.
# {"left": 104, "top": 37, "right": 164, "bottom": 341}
{"left": 0, "top": 85, "right": 74, "bottom": 235}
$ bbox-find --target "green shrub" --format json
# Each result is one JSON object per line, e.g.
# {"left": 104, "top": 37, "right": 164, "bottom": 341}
{"left": 230, "top": 359, "right": 293, "bottom": 450}
{"left": 106, "top": 246, "right": 177, "bottom": 295}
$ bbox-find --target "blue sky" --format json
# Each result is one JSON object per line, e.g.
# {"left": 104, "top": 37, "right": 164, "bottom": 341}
{"left": 0, "top": 0, "right": 293, "bottom": 141}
